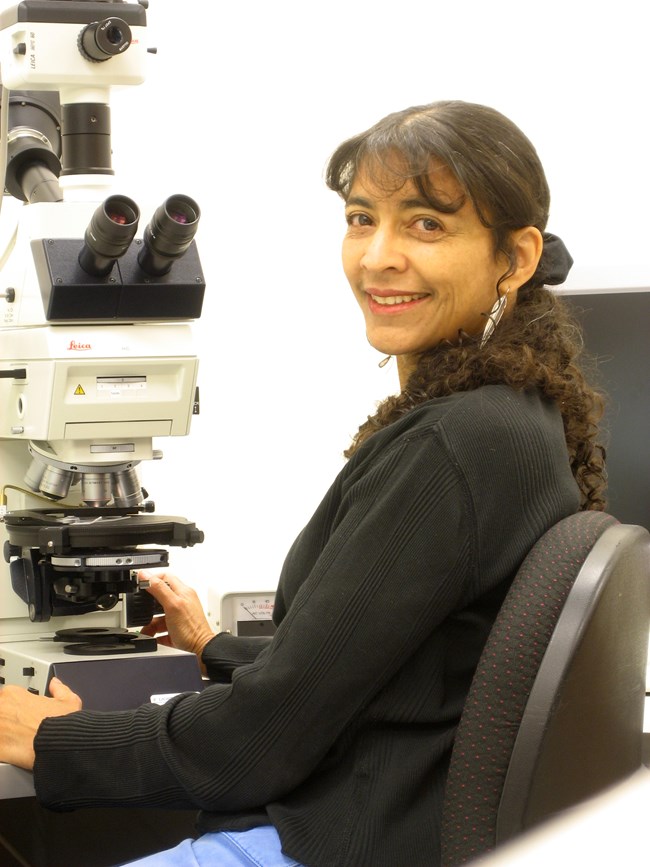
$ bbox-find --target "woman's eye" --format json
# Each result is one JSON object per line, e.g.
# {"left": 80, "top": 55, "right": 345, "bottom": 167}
{"left": 346, "top": 212, "right": 373, "bottom": 228}
{"left": 413, "top": 217, "right": 442, "bottom": 233}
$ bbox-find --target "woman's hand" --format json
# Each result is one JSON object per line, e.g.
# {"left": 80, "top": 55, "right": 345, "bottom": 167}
{"left": 139, "top": 570, "right": 215, "bottom": 660}
{"left": 0, "top": 677, "right": 82, "bottom": 770}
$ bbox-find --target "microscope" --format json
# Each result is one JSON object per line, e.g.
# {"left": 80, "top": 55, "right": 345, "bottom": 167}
{"left": 0, "top": 1, "right": 206, "bottom": 709}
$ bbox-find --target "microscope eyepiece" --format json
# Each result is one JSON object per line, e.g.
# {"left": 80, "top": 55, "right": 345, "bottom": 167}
{"left": 79, "top": 18, "right": 133, "bottom": 63}
{"left": 107, "top": 206, "right": 130, "bottom": 226}
{"left": 168, "top": 202, "right": 195, "bottom": 225}
{"left": 78, "top": 194, "right": 140, "bottom": 277}
{"left": 138, "top": 194, "right": 201, "bottom": 276}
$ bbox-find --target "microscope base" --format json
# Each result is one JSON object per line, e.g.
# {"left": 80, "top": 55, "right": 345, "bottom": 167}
{"left": 0, "top": 640, "right": 204, "bottom": 710}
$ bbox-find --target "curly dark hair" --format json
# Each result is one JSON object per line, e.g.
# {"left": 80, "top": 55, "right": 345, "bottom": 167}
{"left": 327, "top": 100, "right": 607, "bottom": 510}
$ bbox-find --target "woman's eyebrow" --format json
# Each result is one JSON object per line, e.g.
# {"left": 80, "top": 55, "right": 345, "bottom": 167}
{"left": 345, "top": 195, "right": 372, "bottom": 208}
{"left": 400, "top": 197, "right": 444, "bottom": 211}
{"left": 405, "top": 195, "right": 465, "bottom": 215}
{"left": 345, "top": 194, "right": 459, "bottom": 214}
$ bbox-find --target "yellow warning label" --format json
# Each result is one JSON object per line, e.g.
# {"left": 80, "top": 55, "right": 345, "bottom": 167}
{"left": 74, "top": 385, "right": 85, "bottom": 396}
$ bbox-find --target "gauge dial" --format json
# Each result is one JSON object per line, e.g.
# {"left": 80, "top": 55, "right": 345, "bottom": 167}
{"left": 220, "top": 592, "right": 276, "bottom": 636}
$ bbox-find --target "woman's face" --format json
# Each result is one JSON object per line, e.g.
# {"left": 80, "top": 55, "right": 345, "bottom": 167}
{"left": 341, "top": 161, "right": 510, "bottom": 382}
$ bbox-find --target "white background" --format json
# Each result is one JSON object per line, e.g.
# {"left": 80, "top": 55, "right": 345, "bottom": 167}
{"left": 4, "top": 0, "right": 650, "bottom": 627}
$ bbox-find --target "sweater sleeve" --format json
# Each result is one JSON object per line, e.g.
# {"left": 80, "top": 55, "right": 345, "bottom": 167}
{"left": 202, "top": 633, "right": 274, "bottom": 683}
{"left": 33, "top": 425, "right": 474, "bottom": 812}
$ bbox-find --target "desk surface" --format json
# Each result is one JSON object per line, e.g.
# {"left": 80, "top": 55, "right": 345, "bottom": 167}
{"left": 0, "top": 762, "right": 35, "bottom": 798}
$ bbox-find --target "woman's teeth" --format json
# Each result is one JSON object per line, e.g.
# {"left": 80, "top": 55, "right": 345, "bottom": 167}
{"left": 370, "top": 294, "right": 426, "bottom": 306}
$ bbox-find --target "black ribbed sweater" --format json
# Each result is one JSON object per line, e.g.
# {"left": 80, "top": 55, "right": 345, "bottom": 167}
{"left": 34, "top": 385, "right": 581, "bottom": 866}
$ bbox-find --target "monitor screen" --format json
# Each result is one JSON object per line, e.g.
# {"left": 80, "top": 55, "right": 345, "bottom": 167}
{"left": 558, "top": 288, "right": 650, "bottom": 530}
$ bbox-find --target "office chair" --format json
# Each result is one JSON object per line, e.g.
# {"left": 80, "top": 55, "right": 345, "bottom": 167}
{"left": 441, "top": 510, "right": 650, "bottom": 866}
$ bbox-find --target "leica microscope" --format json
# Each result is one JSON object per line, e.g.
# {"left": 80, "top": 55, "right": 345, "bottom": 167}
{"left": 0, "top": 0, "right": 207, "bottom": 709}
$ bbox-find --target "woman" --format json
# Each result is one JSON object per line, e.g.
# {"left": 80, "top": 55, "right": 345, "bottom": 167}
{"left": 0, "top": 101, "right": 605, "bottom": 867}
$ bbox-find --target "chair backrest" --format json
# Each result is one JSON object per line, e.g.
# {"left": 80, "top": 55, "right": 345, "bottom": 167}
{"left": 441, "top": 510, "right": 650, "bottom": 866}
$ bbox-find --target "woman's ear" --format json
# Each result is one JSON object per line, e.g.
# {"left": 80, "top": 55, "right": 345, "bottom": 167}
{"left": 509, "top": 226, "right": 544, "bottom": 291}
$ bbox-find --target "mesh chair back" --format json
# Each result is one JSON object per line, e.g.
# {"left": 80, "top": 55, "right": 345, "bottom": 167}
{"left": 440, "top": 510, "right": 622, "bottom": 865}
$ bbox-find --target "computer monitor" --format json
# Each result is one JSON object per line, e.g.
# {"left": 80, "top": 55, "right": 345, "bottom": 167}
{"left": 558, "top": 287, "right": 650, "bottom": 530}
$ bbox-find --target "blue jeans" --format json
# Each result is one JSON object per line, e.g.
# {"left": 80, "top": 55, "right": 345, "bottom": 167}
{"left": 119, "top": 825, "right": 303, "bottom": 866}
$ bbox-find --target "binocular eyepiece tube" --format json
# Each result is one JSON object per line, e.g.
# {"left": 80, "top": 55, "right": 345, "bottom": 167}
{"left": 137, "top": 194, "right": 201, "bottom": 276}
{"left": 78, "top": 194, "right": 140, "bottom": 277}
{"left": 77, "top": 194, "right": 200, "bottom": 278}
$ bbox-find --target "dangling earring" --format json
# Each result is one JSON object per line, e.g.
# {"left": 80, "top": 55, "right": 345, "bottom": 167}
{"left": 378, "top": 355, "right": 392, "bottom": 368}
{"left": 480, "top": 287, "right": 510, "bottom": 348}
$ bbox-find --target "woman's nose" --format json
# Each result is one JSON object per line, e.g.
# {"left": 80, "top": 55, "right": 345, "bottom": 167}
{"left": 360, "top": 228, "right": 407, "bottom": 272}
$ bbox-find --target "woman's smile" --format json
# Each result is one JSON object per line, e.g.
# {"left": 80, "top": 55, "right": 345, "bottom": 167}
{"left": 366, "top": 290, "right": 429, "bottom": 312}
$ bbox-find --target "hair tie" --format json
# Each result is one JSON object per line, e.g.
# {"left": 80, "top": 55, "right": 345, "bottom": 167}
{"left": 535, "top": 232, "right": 573, "bottom": 285}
